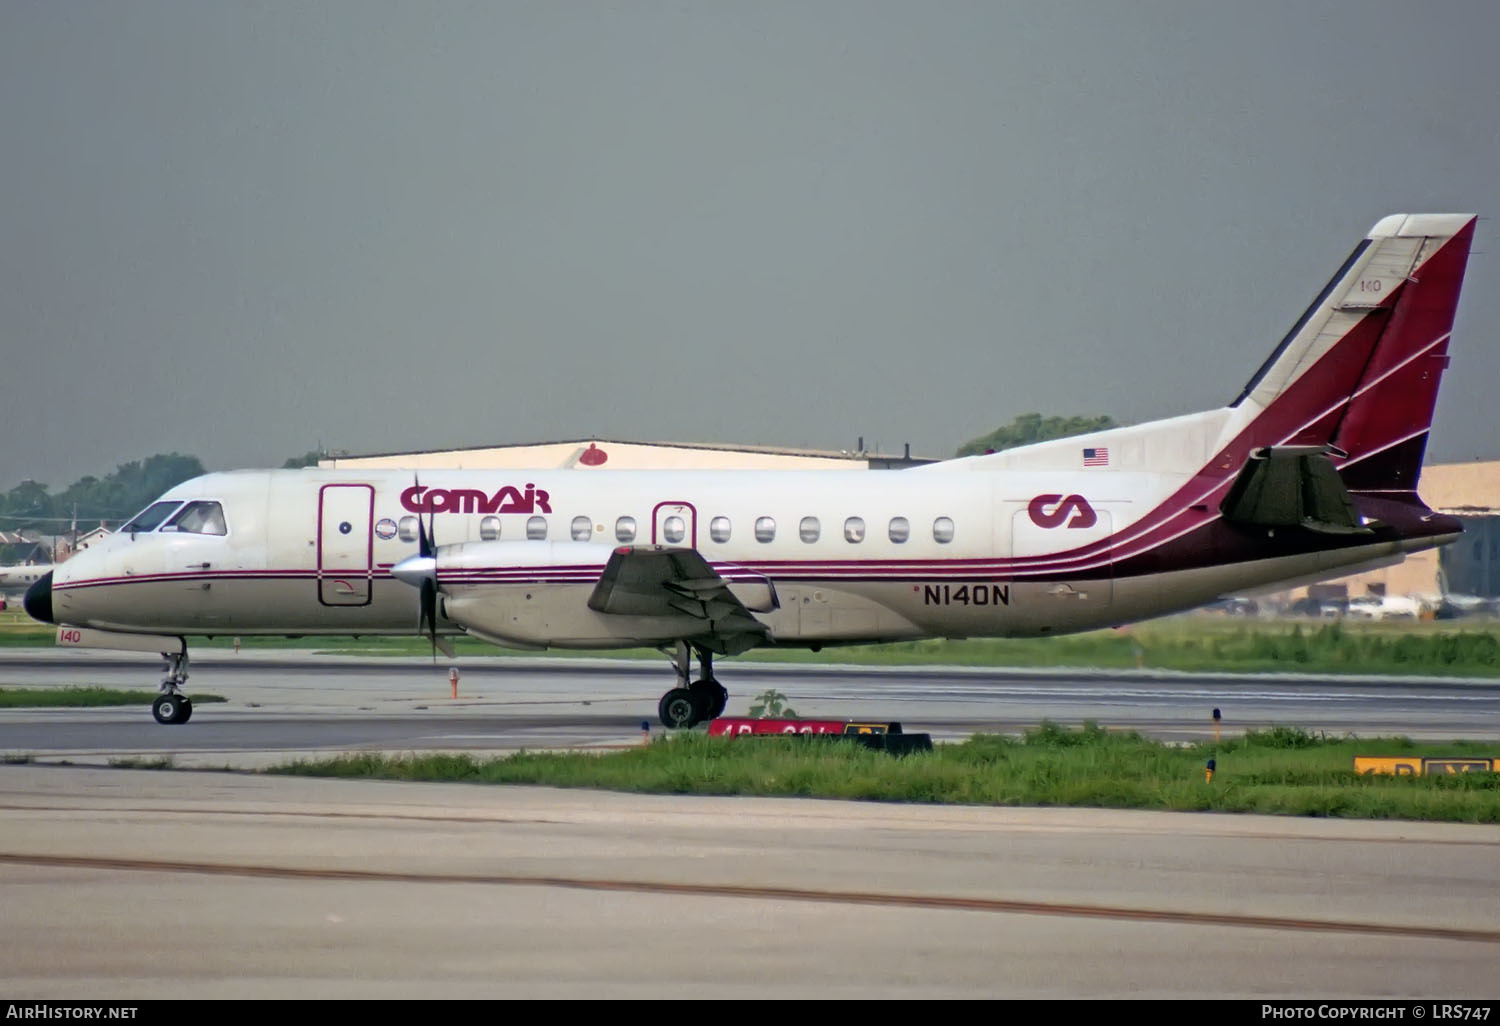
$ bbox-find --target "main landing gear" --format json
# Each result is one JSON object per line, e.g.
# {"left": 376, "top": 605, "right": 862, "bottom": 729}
{"left": 657, "top": 641, "right": 728, "bottom": 730}
{"left": 152, "top": 648, "right": 192, "bottom": 725}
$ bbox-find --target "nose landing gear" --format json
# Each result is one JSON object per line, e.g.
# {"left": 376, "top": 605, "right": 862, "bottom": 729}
{"left": 657, "top": 642, "right": 728, "bottom": 730}
{"left": 152, "top": 649, "right": 192, "bottom": 725}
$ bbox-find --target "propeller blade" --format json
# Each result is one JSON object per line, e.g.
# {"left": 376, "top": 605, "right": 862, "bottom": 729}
{"left": 414, "top": 474, "right": 434, "bottom": 560}
{"left": 404, "top": 472, "right": 439, "bottom": 659}
{"left": 421, "top": 577, "right": 437, "bottom": 654}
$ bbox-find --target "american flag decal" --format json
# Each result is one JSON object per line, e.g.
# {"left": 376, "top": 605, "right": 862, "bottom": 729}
{"left": 1083, "top": 447, "right": 1109, "bottom": 467}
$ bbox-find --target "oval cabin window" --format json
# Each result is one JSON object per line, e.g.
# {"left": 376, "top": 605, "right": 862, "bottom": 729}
{"left": 933, "top": 517, "right": 955, "bottom": 544}
{"left": 709, "top": 517, "right": 731, "bottom": 543}
{"left": 616, "top": 516, "right": 637, "bottom": 543}
{"left": 662, "top": 516, "right": 685, "bottom": 544}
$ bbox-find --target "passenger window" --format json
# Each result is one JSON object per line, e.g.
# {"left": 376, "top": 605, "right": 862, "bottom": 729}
{"left": 162, "top": 501, "right": 227, "bottom": 536}
{"left": 479, "top": 516, "right": 501, "bottom": 541}
{"left": 615, "top": 516, "right": 637, "bottom": 543}
{"left": 122, "top": 501, "right": 182, "bottom": 534}
{"left": 662, "top": 516, "right": 685, "bottom": 544}
{"left": 844, "top": 517, "right": 866, "bottom": 543}
{"left": 933, "top": 517, "right": 955, "bottom": 544}
{"left": 398, "top": 516, "right": 419, "bottom": 543}
{"left": 527, "top": 516, "right": 548, "bottom": 540}
{"left": 799, "top": 517, "right": 820, "bottom": 543}
{"left": 571, "top": 515, "right": 592, "bottom": 542}
{"left": 888, "top": 517, "right": 910, "bottom": 543}
{"left": 754, "top": 517, "right": 776, "bottom": 543}
{"left": 709, "top": 516, "right": 731, "bottom": 543}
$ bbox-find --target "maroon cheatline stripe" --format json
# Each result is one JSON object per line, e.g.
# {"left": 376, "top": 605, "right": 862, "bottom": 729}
{"left": 0, "top": 852, "right": 1494, "bottom": 944}
{"left": 41, "top": 530, "right": 1382, "bottom": 592}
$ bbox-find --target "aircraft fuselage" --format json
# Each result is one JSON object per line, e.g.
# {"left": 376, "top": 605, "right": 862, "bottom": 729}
{"left": 44, "top": 465, "right": 1454, "bottom": 648}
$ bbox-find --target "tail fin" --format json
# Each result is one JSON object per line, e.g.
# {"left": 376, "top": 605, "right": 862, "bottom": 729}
{"left": 1231, "top": 214, "right": 1477, "bottom": 494}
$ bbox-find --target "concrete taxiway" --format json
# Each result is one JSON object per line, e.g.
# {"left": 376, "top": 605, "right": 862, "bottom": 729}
{"left": 2, "top": 652, "right": 1498, "bottom": 997}
{"left": 1, "top": 765, "right": 1496, "bottom": 998}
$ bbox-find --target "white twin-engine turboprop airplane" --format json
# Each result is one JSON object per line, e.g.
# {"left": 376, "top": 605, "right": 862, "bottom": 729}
{"left": 25, "top": 214, "right": 1479, "bottom": 728}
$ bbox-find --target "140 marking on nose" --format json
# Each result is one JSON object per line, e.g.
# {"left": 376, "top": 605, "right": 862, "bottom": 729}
{"left": 923, "top": 584, "right": 1010, "bottom": 606}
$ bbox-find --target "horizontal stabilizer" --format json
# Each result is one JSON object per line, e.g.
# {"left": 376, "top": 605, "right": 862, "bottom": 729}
{"left": 1220, "top": 448, "right": 1370, "bottom": 535}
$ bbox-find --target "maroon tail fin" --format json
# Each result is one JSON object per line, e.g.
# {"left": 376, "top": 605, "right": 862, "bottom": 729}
{"left": 1229, "top": 215, "right": 1477, "bottom": 496}
{"left": 1330, "top": 217, "right": 1476, "bottom": 494}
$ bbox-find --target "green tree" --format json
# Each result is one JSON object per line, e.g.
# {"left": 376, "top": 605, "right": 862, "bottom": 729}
{"left": 3, "top": 453, "right": 208, "bottom": 532}
{"left": 47, "top": 454, "right": 206, "bottom": 525}
{"left": 94, "top": 453, "right": 206, "bottom": 520}
{"left": 0, "top": 480, "right": 55, "bottom": 531}
{"left": 956, "top": 413, "right": 1117, "bottom": 458}
{"left": 282, "top": 450, "right": 326, "bottom": 469}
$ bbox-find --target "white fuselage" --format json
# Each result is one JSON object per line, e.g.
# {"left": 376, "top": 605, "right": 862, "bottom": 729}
{"left": 0, "top": 564, "right": 53, "bottom": 595}
{"left": 45, "top": 464, "right": 1440, "bottom": 648}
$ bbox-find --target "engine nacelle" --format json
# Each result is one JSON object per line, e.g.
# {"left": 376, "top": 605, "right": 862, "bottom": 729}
{"left": 433, "top": 541, "right": 766, "bottom": 650}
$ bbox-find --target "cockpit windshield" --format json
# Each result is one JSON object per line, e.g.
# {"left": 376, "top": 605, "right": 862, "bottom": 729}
{"left": 160, "top": 500, "right": 227, "bottom": 536}
{"left": 121, "top": 501, "right": 183, "bottom": 534}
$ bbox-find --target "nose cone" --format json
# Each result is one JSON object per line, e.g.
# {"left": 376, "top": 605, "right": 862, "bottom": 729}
{"left": 391, "top": 554, "right": 437, "bottom": 589}
{"left": 23, "top": 571, "right": 53, "bottom": 624}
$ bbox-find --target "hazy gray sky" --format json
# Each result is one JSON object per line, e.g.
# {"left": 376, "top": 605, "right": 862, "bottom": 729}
{"left": 4, "top": 1, "right": 1499, "bottom": 491}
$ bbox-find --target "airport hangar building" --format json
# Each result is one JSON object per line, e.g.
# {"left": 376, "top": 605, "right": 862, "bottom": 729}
{"left": 317, "top": 437, "right": 934, "bottom": 473}
{"left": 1321, "top": 459, "right": 1500, "bottom": 601}
{"left": 319, "top": 441, "right": 1498, "bottom": 602}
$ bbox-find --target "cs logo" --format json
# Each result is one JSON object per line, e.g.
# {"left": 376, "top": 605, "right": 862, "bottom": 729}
{"left": 1027, "top": 494, "right": 1098, "bottom": 529}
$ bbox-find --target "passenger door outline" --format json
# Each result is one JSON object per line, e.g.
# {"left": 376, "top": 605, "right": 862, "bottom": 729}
{"left": 317, "top": 484, "right": 375, "bottom": 606}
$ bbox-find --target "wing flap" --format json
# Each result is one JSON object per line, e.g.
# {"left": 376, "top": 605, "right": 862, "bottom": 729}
{"left": 587, "top": 546, "right": 777, "bottom": 653}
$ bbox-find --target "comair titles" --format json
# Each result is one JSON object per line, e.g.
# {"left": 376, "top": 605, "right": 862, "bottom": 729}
{"left": 400, "top": 483, "right": 552, "bottom": 515}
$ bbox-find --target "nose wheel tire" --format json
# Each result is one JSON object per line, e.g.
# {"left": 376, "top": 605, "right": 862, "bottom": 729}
{"left": 152, "top": 694, "right": 192, "bottom": 725}
{"left": 658, "top": 688, "right": 703, "bottom": 730}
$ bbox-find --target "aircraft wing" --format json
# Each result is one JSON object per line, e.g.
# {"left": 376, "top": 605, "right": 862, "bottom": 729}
{"left": 586, "top": 546, "right": 776, "bottom": 655}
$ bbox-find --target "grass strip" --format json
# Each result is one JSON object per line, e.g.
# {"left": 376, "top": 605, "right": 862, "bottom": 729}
{"left": 0, "top": 687, "right": 226, "bottom": 708}
{"left": 267, "top": 724, "right": 1500, "bottom": 823}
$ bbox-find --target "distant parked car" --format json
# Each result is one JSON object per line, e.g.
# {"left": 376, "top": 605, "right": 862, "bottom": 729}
{"left": 1288, "top": 596, "right": 1344, "bottom": 618}
{"left": 1201, "top": 597, "right": 1259, "bottom": 616}
{"left": 1347, "top": 595, "right": 1421, "bottom": 620}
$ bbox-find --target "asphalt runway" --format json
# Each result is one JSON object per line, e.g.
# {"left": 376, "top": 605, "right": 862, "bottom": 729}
{"left": 0, "top": 650, "right": 1498, "bottom": 766}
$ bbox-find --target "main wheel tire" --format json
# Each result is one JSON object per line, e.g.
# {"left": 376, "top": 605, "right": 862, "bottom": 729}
{"left": 152, "top": 694, "right": 181, "bottom": 725}
{"left": 693, "top": 680, "right": 728, "bottom": 719}
{"left": 659, "top": 687, "right": 701, "bottom": 730}
{"left": 173, "top": 697, "right": 193, "bottom": 725}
